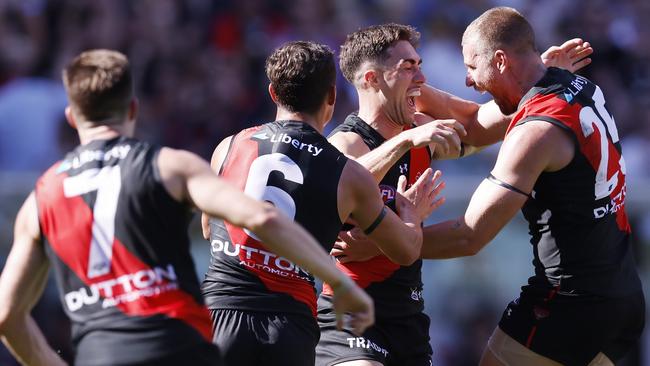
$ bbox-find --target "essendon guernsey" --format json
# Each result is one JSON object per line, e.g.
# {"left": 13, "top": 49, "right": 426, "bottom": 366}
{"left": 320, "top": 113, "right": 432, "bottom": 318}
{"left": 508, "top": 67, "right": 641, "bottom": 297}
{"left": 35, "top": 137, "right": 212, "bottom": 364}
{"left": 202, "top": 121, "right": 347, "bottom": 317}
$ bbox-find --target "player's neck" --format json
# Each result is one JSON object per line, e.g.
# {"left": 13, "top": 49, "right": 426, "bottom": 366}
{"left": 275, "top": 108, "right": 325, "bottom": 134}
{"left": 515, "top": 56, "right": 547, "bottom": 102}
{"left": 77, "top": 122, "right": 133, "bottom": 145}
{"left": 358, "top": 105, "right": 405, "bottom": 139}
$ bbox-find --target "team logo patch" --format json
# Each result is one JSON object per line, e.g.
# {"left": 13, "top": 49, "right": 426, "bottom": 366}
{"left": 379, "top": 184, "right": 396, "bottom": 204}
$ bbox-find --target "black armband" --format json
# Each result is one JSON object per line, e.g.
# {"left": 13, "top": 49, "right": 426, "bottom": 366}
{"left": 486, "top": 173, "right": 532, "bottom": 198}
{"left": 363, "top": 206, "right": 388, "bottom": 235}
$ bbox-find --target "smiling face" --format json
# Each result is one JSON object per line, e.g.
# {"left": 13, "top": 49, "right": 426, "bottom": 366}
{"left": 463, "top": 40, "right": 518, "bottom": 115}
{"left": 376, "top": 40, "right": 426, "bottom": 126}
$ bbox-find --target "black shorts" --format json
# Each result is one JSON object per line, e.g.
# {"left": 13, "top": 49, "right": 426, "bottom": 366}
{"left": 499, "top": 287, "right": 645, "bottom": 365}
{"left": 129, "top": 342, "right": 222, "bottom": 366}
{"left": 316, "top": 295, "right": 432, "bottom": 366}
{"left": 210, "top": 308, "right": 319, "bottom": 366}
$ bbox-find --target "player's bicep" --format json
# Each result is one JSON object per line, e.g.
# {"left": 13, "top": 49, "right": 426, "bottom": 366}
{"left": 344, "top": 163, "right": 418, "bottom": 263}
{"left": 471, "top": 100, "right": 510, "bottom": 146}
{"left": 328, "top": 132, "right": 370, "bottom": 159}
{"left": 174, "top": 151, "right": 269, "bottom": 228}
{"left": 490, "top": 121, "right": 567, "bottom": 194}
{"left": 462, "top": 178, "right": 529, "bottom": 247}
{"left": 0, "top": 193, "right": 49, "bottom": 319}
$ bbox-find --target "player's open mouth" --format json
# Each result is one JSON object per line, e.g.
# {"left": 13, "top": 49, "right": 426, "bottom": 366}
{"left": 406, "top": 89, "right": 420, "bottom": 109}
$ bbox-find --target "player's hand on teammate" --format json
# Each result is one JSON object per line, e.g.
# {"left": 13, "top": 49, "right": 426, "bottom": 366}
{"left": 397, "top": 168, "right": 446, "bottom": 222}
{"left": 331, "top": 228, "right": 382, "bottom": 263}
{"left": 541, "top": 38, "right": 593, "bottom": 73}
{"left": 331, "top": 277, "right": 375, "bottom": 335}
{"left": 408, "top": 116, "right": 466, "bottom": 156}
{"left": 414, "top": 113, "right": 469, "bottom": 159}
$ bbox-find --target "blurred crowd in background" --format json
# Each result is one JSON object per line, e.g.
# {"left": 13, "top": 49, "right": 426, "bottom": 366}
{"left": 0, "top": 0, "right": 648, "bottom": 365}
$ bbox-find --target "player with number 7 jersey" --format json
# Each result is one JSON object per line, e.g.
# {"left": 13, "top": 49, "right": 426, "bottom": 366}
{"left": 35, "top": 137, "right": 218, "bottom": 364}
{"left": 0, "top": 49, "right": 376, "bottom": 366}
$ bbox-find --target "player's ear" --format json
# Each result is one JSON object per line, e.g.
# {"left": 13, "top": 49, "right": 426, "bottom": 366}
{"left": 268, "top": 83, "right": 279, "bottom": 103}
{"left": 327, "top": 84, "right": 336, "bottom": 106}
{"left": 495, "top": 50, "right": 507, "bottom": 73}
{"left": 363, "top": 68, "right": 380, "bottom": 89}
{"left": 65, "top": 106, "right": 77, "bottom": 130}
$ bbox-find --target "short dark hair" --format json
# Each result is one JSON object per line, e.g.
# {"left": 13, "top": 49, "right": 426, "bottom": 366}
{"left": 62, "top": 49, "right": 133, "bottom": 122}
{"left": 265, "top": 41, "right": 336, "bottom": 114}
{"left": 463, "top": 7, "right": 537, "bottom": 59}
{"left": 339, "top": 23, "right": 420, "bottom": 84}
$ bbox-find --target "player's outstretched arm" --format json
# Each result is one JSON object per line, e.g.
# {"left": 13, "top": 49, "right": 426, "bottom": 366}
{"left": 158, "top": 148, "right": 374, "bottom": 335}
{"left": 420, "top": 120, "right": 572, "bottom": 259}
{"left": 0, "top": 193, "right": 68, "bottom": 366}
{"left": 415, "top": 38, "right": 594, "bottom": 152}
{"left": 200, "top": 135, "right": 233, "bottom": 240}
{"left": 329, "top": 121, "right": 465, "bottom": 183}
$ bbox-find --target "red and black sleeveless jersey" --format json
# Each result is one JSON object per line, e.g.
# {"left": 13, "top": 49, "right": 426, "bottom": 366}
{"left": 35, "top": 137, "right": 212, "bottom": 364}
{"left": 508, "top": 67, "right": 641, "bottom": 297}
{"left": 320, "top": 113, "right": 432, "bottom": 318}
{"left": 201, "top": 121, "right": 348, "bottom": 317}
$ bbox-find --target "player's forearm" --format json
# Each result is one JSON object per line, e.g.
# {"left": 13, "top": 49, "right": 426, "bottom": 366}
{"left": 251, "top": 208, "right": 352, "bottom": 288}
{"left": 355, "top": 134, "right": 413, "bottom": 183}
{"left": 369, "top": 218, "right": 423, "bottom": 266}
{"left": 416, "top": 85, "right": 508, "bottom": 147}
{"left": 420, "top": 218, "right": 483, "bottom": 259}
{"left": 415, "top": 84, "right": 480, "bottom": 122}
{"left": 1, "top": 315, "right": 66, "bottom": 366}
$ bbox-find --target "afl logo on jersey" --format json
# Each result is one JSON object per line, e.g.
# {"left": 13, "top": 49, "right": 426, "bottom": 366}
{"left": 379, "top": 184, "right": 396, "bottom": 204}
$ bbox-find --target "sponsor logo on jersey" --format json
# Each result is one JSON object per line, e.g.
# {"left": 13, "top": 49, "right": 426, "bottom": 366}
{"left": 398, "top": 163, "right": 408, "bottom": 174}
{"left": 379, "top": 184, "right": 395, "bottom": 203}
{"left": 594, "top": 185, "right": 626, "bottom": 219}
{"left": 64, "top": 264, "right": 178, "bottom": 312}
{"left": 346, "top": 337, "right": 389, "bottom": 357}
{"left": 211, "top": 239, "right": 311, "bottom": 281}
{"left": 57, "top": 144, "right": 132, "bottom": 173}
{"left": 563, "top": 74, "right": 589, "bottom": 102}
{"left": 252, "top": 132, "right": 323, "bottom": 157}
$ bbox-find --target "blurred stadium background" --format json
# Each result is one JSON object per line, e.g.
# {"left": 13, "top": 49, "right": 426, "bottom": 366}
{"left": 0, "top": 0, "right": 648, "bottom": 364}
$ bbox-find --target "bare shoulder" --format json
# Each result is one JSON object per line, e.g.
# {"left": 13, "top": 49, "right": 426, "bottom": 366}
{"left": 157, "top": 147, "right": 211, "bottom": 202}
{"left": 210, "top": 135, "right": 233, "bottom": 172}
{"left": 15, "top": 192, "right": 40, "bottom": 241}
{"left": 502, "top": 120, "right": 574, "bottom": 171}
{"left": 158, "top": 147, "right": 206, "bottom": 173}
{"left": 328, "top": 131, "right": 370, "bottom": 158}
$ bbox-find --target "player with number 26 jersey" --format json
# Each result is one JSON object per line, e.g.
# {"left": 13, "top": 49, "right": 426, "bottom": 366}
{"left": 202, "top": 121, "right": 347, "bottom": 318}
{"left": 498, "top": 67, "right": 644, "bottom": 364}
{"left": 36, "top": 136, "right": 214, "bottom": 364}
{"left": 506, "top": 67, "right": 639, "bottom": 296}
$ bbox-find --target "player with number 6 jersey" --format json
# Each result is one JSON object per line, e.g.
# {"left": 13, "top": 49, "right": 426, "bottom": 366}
{"left": 0, "top": 49, "right": 376, "bottom": 366}
{"left": 200, "top": 41, "right": 443, "bottom": 366}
